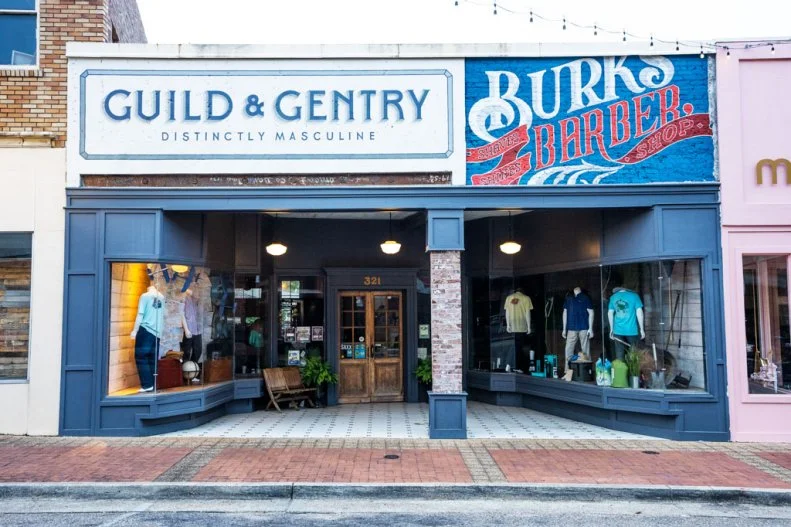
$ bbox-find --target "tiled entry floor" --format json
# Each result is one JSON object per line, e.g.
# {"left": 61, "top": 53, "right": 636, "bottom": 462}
{"left": 162, "top": 402, "right": 656, "bottom": 440}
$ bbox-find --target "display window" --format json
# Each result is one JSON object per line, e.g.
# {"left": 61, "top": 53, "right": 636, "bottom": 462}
{"left": 107, "top": 262, "right": 234, "bottom": 396}
{"left": 276, "top": 276, "right": 325, "bottom": 367}
{"left": 234, "top": 274, "right": 269, "bottom": 378}
{"left": 743, "top": 255, "right": 791, "bottom": 394}
{"left": 469, "top": 258, "right": 707, "bottom": 392}
{"left": 0, "top": 233, "right": 32, "bottom": 380}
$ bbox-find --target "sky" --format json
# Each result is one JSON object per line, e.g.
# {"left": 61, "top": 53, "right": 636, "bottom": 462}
{"left": 136, "top": 0, "right": 789, "bottom": 51}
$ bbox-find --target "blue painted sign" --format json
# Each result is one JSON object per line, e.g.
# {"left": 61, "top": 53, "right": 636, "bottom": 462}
{"left": 465, "top": 56, "right": 714, "bottom": 185}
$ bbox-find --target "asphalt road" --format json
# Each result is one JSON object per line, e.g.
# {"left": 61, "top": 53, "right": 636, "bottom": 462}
{"left": 1, "top": 497, "right": 791, "bottom": 526}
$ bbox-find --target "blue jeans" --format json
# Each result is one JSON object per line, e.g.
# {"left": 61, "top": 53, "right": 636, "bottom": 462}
{"left": 135, "top": 327, "right": 159, "bottom": 390}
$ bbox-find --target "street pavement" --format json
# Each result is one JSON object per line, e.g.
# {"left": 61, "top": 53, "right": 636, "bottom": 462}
{"left": 1, "top": 497, "right": 790, "bottom": 526}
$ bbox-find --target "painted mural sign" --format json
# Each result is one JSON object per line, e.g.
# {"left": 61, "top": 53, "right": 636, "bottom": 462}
{"left": 466, "top": 56, "right": 714, "bottom": 185}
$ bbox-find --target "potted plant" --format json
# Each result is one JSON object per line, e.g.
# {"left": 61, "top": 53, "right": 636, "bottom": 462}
{"left": 414, "top": 357, "right": 432, "bottom": 403}
{"left": 625, "top": 349, "right": 642, "bottom": 389}
{"left": 301, "top": 356, "right": 338, "bottom": 407}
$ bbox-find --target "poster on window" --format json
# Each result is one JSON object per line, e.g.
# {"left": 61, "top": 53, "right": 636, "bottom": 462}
{"left": 287, "top": 349, "right": 300, "bottom": 366}
{"left": 311, "top": 326, "right": 324, "bottom": 342}
{"left": 296, "top": 326, "right": 311, "bottom": 343}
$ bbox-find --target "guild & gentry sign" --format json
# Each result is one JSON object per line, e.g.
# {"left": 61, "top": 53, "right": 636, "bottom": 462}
{"left": 72, "top": 60, "right": 453, "bottom": 164}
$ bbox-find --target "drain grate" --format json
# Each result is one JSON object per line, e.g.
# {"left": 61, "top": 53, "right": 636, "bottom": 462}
{"left": 642, "top": 450, "right": 660, "bottom": 455}
{"left": 384, "top": 454, "right": 400, "bottom": 460}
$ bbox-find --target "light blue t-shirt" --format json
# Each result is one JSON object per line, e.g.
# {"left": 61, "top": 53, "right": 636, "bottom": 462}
{"left": 608, "top": 289, "right": 643, "bottom": 336}
{"left": 136, "top": 291, "right": 165, "bottom": 338}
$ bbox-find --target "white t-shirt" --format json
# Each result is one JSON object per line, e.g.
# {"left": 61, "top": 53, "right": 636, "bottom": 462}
{"left": 504, "top": 291, "right": 533, "bottom": 333}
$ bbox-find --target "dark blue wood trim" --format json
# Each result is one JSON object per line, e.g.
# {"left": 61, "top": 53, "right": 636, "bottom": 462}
{"left": 427, "top": 210, "right": 465, "bottom": 251}
{"left": 66, "top": 184, "right": 720, "bottom": 212}
{"left": 467, "top": 372, "right": 728, "bottom": 441}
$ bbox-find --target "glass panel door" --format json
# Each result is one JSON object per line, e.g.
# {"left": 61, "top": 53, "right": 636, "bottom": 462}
{"left": 370, "top": 293, "right": 403, "bottom": 401}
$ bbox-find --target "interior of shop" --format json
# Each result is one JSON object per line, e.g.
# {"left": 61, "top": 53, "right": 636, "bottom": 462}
{"left": 107, "top": 207, "right": 708, "bottom": 406}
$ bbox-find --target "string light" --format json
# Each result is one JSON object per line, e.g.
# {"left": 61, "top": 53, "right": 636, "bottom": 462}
{"left": 451, "top": 1, "right": 782, "bottom": 55}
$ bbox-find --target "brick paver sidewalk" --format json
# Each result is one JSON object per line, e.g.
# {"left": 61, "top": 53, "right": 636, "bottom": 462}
{"left": 0, "top": 436, "right": 790, "bottom": 488}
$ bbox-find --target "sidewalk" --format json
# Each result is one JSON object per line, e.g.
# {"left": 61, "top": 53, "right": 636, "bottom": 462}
{"left": 1, "top": 435, "right": 790, "bottom": 492}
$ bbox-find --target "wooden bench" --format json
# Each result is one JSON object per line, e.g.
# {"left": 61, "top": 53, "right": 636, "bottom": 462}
{"left": 262, "top": 366, "right": 316, "bottom": 412}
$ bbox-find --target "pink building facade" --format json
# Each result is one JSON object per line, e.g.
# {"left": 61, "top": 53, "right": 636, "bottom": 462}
{"left": 718, "top": 41, "right": 791, "bottom": 442}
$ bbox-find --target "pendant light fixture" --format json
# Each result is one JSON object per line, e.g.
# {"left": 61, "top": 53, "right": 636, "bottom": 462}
{"left": 499, "top": 211, "right": 521, "bottom": 255}
{"left": 170, "top": 264, "right": 189, "bottom": 274}
{"left": 266, "top": 213, "right": 287, "bottom": 256}
{"left": 380, "top": 212, "right": 401, "bottom": 255}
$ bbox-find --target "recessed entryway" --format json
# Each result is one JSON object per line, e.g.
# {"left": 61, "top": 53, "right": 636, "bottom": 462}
{"left": 160, "top": 402, "right": 658, "bottom": 440}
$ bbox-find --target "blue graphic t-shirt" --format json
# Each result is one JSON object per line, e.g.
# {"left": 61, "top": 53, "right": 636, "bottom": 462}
{"left": 608, "top": 289, "right": 643, "bottom": 336}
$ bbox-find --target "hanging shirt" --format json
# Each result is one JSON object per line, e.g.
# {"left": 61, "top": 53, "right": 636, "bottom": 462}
{"left": 184, "top": 294, "right": 201, "bottom": 335}
{"left": 564, "top": 292, "right": 593, "bottom": 331}
{"left": 135, "top": 290, "right": 166, "bottom": 338}
{"left": 249, "top": 329, "right": 264, "bottom": 348}
{"left": 504, "top": 291, "right": 533, "bottom": 333}
{"left": 608, "top": 289, "right": 643, "bottom": 336}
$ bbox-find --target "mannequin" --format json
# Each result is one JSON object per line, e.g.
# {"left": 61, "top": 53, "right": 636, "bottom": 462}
{"left": 505, "top": 288, "right": 533, "bottom": 369}
{"left": 562, "top": 287, "right": 594, "bottom": 380}
{"left": 180, "top": 288, "right": 201, "bottom": 382}
{"left": 607, "top": 286, "right": 646, "bottom": 360}
{"left": 504, "top": 288, "right": 533, "bottom": 335}
{"left": 130, "top": 285, "right": 165, "bottom": 392}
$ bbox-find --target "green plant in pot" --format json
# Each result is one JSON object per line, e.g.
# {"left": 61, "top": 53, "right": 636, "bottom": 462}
{"left": 414, "top": 357, "right": 432, "bottom": 403}
{"left": 301, "top": 356, "right": 338, "bottom": 407}
{"left": 624, "top": 349, "right": 642, "bottom": 389}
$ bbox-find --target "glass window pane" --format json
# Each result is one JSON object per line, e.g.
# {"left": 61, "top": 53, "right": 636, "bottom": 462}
{"left": 276, "top": 276, "right": 324, "bottom": 367}
{"left": 0, "top": 233, "right": 31, "bottom": 380}
{"left": 341, "top": 296, "right": 352, "bottom": 310}
{"left": 0, "top": 14, "right": 36, "bottom": 65}
{"left": 744, "top": 255, "right": 791, "bottom": 394}
{"left": 342, "top": 311, "right": 352, "bottom": 327}
{"left": 0, "top": 1, "right": 37, "bottom": 10}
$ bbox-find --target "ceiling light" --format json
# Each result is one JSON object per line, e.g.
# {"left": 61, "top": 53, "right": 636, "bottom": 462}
{"left": 266, "top": 213, "right": 287, "bottom": 256}
{"left": 499, "top": 211, "right": 521, "bottom": 255}
{"left": 381, "top": 212, "right": 401, "bottom": 255}
{"left": 265, "top": 242, "right": 287, "bottom": 256}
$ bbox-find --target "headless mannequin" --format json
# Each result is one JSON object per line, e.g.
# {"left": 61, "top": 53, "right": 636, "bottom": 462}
{"left": 504, "top": 288, "right": 532, "bottom": 370}
{"left": 131, "top": 285, "right": 165, "bottom": 392}
{"left": 561, "top": 286, "right": 595, "bottom": 381}
{"left": 180, "top": 288, "right": 203, "bottom": 382}
{"left": 607, "top": 286, "right": 646, "bottom": 361}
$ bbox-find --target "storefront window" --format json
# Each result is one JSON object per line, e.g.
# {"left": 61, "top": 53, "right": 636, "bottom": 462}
{"left": 108, "top": 262, "right": 233, "bottom": 396}
{"left": 234, "top": 274, "right": 269, "bottom": 378}
{"left": 743, "top": 255, "right": 791, "bottom": 394}
{"left": 276, "top": 276, "right": 324, "bottom": 367}
{"left": 468, "top": 258, "right": 707, "bottom": 392}
{"left": 0, "top": 233, "right": 32, "bottom": 380}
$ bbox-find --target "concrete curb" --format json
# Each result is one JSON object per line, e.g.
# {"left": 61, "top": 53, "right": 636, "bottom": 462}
{"left": 1, "top": 482, "right": 791, "bottom": 505}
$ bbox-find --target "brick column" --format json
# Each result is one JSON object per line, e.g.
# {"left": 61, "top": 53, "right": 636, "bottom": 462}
{"left": 430, "top": 251, "right": 463, "bottom": 393}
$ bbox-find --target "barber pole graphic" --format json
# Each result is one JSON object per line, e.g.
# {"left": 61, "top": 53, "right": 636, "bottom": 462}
{"left": 465, "top": 56, "right": 715, "bottom": 185}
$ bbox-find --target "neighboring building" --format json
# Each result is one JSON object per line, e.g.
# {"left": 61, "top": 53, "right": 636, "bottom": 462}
{"left": 0, "top": 0, "right": 145, "bottom": 435}
{"left": 60, "top": 44, "right": 728, "bottom": 440}
{"left": 718, "top": 40, "right": 791, "bottom": 442}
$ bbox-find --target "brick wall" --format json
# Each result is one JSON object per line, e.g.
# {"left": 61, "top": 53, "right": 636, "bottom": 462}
{"left": 0, "top": 0, "right": 145, "bottom": 147}
{"left": 430, "top": 251, "right": 463, "bottom": 393}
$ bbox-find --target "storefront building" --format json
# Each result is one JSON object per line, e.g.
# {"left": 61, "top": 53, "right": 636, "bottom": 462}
{"left": 60, "top": 44, "right": 729, "bottom": 440}
{"left": 718, "top": 41, "right": 791, "bottom": 442}
{"left": 0, "top": 0, "right": 145, "bottom": 435}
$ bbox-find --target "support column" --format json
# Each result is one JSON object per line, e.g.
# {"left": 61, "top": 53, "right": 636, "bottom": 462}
{"left": 426, "top": 210, "right": 467, "bottom": 439}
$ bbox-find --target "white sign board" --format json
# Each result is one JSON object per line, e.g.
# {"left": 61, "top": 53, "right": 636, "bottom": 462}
{"left": 67, "top": 57, "right": 464, "bottom": 183}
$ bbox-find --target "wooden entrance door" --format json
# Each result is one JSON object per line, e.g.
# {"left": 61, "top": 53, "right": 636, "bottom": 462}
{"left": 338, "top": 291, "right": 404, "bottom": 403}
